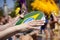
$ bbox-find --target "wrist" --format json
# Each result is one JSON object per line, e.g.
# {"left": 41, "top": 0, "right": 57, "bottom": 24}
{"left": 14, "top": 25, "right": 21, "bottom": 31}
{"left": 14, "top": 24, "right": 26, "bottom": 31}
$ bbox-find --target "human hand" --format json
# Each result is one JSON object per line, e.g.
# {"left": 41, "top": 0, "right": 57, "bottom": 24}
{"left": 16, "top": 20, "right": 45, "bottom": 31}
{"left": 51, "top": 12, "right": 57, "bottom": 21}
{"left": 27, "top": 20, "right": 44, "bottom": 26}
{"left": 20, "top": 35, "right": 33, "bottom": 40}
{"left": 19, "top": 14, "right": 24, "bottom": 18}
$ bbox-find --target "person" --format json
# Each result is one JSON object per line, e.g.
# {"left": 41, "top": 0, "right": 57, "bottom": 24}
{"left": 0, "top": 20, "right": 44, "bottom": 40}
{"left": 0, "top": 17, "right": 3, "bottom": 25}
{"left": 39, "top": 14, "right": 49, "bottom": 39}
{"left": 20, "top": 34, "right": 33, "bottom": 40}
{"left": 0, "top": 15, "right": 19, "bottom": 31}
{"left": 48, "top": 12, "right": 58, "bottom": 39}
{"left": 52, "top": 12, "right": 60, "bottom": 38}
{"left": 0, "top": 16, "right": 6, "bottom": 25}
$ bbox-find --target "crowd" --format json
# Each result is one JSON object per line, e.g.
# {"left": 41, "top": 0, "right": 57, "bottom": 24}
{"left": 0, "top": 11, "right": 60, "bottom": 40}
{"left": 0, "top": 0, "right": 60, "bottom": 40}
{"left": 0, "top": 13, "right": 45, "bottom": 40}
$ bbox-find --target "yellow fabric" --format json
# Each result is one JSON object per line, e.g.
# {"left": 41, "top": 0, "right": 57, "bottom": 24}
{"left": 31, "top": 0, "right": 59, "bottom": 16}
{"left": 15, "top": 7, "right": 20, "bottom": 16}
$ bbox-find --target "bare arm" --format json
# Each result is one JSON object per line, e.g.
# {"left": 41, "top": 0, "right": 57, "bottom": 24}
{"left": 0, "top": 20, "right": 44, "bottom": 39}
{"left": 52, "top": 13, "right": 57, "bottom": 21}
{"left": 0, "top": 16, "right": 20, "bottom": 31}
{"left": 9, "top": 16, "right": 20, "bottom": 26}
{"left": 0, "top": 24, "right": 25, "bottom": 39}
{"left": 0, "top": 23, "right": 32, "bottom": 39}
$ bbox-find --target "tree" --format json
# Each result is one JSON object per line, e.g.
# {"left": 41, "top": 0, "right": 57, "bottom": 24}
{"left": 0, "top": 7, "right": 3, "bottom": 17}
{"left": 9, "top": 10, "right": 16, "bottom": 18}
{"left": 9, "top": 0, "right": 20, "bottom": 17}
{"left": 4, "top": 0, "right": 6, "bottom": 3}
{"left": 26, "top": 0, "right": 34, "bottom": 12}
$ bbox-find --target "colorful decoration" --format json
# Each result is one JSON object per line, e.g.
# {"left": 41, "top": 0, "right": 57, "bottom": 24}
{"left": 31, "top": 0, "right": 59, "bottom": 16}
{"left": 20, "top": 0, "right": 26, "bottom": 4}
{"left": 15, "top": 7, "right": 20, "bottom": 16}
{"left": 20, "top": 0, "right": 27, "bottom": 12}
{"left": 16, "top": 11, "right": 45, "bottom": 25}
{"left": 15, "top": 0, "right": 27, "bottom": 16}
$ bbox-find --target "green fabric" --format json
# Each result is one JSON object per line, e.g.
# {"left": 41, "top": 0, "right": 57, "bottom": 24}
{"left": 16, "top": 11, "right": 44, "bottom": 25}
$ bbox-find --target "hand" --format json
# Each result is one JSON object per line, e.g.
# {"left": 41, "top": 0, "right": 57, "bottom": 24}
{"left": 51, "top": 12, "right": 57, "bottom": 21}
{"left": 28, "top": 20, "right": 44, "bottom": 27}
{"left": 16, "top": 20, "right": 44, "bottom": 31}
{"left": 19, "top": 14, "right": 24, "bottom": 18}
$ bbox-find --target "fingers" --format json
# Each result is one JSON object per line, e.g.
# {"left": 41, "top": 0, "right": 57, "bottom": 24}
{"left": 29, "top": 23, "right": 44, "bottom": 26}
{"left": 21, "top": 20, "right": 45, "bottom": 30}
{"left": 30, "top": 20, "right": 45, "bottom": 24}
{"left": 19, "top": 15, "right": 24, "bottom": 18}
{"left": 28, "top": 20, "right": 45, "bottom": 26}
{"left": 29, "top": 27, "right": 40, "bottom": 30}
{"left": 30, "top": 20, "right": 45, "bottom": 22}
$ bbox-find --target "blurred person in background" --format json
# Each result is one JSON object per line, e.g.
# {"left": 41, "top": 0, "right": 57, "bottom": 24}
{"left": 48, "top": 12, "right": 58, "bottom": 38}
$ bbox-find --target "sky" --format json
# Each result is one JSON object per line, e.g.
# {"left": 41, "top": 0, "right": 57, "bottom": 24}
{"left": 0, "top": 0, "right": 15, "bottom": 8}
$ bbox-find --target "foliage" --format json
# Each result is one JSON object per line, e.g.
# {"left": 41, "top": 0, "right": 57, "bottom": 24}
{"left": 9, "top": 0, "right": 19, "bottom": 17}
{"left": 9, "top": 10, "right": 16, "bottom": 18}
{"left": 26, "top": 0, "right": 34, "bottom": 12}
{"left": 0, "top": 8, "right": 3, "bottom": 17}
